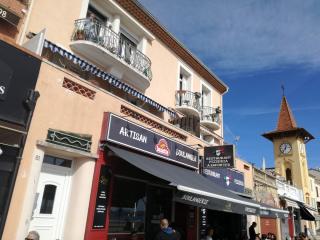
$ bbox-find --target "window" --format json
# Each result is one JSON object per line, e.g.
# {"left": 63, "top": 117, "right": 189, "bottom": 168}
{"left": 109, "top": 177, "right": 146, "bottom": 233}
{"left": 43, "top": 155, "right": 72, "bottom": 168}
{"left": 286, "top": 168, "right": 292, "bottom": 185}
{"left": 316, "top": 186, "right": 319, "bottom": 198}
{"left": 40, "top": 184, "right": 57, "bottom": 214}
{"left": 244, "top": 164, "right": 250, "bottom": 170}
{"left": 201, "top": 84, "right": 212, "bottom": 107}
{"left": 87, "top": 5, "right": 108, "bottom": 23}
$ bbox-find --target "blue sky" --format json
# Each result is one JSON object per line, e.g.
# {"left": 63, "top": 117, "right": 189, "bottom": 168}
{"left": 138, "top": 0, "right": 320, "bottom": 168}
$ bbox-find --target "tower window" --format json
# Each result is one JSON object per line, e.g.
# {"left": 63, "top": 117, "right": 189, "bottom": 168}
{"left": 286, "top": 168, "right": 292, "bottom": 185}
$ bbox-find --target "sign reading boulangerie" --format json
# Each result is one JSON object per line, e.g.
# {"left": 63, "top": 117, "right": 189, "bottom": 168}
{"left": 204, "top": 145, "right": 235, "bottom": 168}
{"left": 106, "top": 114, "right": 198, "bottom": 169}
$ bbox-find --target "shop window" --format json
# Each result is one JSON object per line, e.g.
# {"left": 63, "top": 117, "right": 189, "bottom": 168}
{"left": 109, "top": 177, "right": 146, "bottom": 233}
{"left": 43, "top": 155, "right": 72, "bottom": 168}
{"left": 40, "top": 184, "right": 57, "bottom": 214}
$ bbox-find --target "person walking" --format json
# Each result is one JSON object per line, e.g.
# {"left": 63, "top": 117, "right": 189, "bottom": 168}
{"left": 154, "top": 218, "right": 180, "bottom": 240}
{"left": 25, "top": 231, "right": 40, "bottom": 240}
{"left": 205, "top": 227, "right": 215, "bottom": 240}
{"left": 249, "top": 222, "right": 260, "bottom": 240}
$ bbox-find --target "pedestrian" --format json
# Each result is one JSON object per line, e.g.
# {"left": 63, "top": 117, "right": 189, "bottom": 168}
{"left": 205, "top": 227, "right": 215, "bottom": 240}
{"left": 25, "top": 230, "right": 40, "bottom": 240}
{"left": 304, "top": 225, "right": 308, "bottom": 237}
{"left": 249, "top": 222, "right": 260, "bottom": 240}
{"left": 154, "top": 218, "right": 180, "bottom": 240}
{"left": 300, "top": 232, "right": 308, "bottom": 240}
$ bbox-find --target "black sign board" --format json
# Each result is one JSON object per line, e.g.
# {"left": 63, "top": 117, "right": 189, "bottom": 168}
{"left": 92, "top": 165, "right": 111, "bottom": 229}
{"left": 0, "top": 40, "right": 41, "bottom": 126}
{"left": 175, "top": 191, "right": 259, "bottom": 215}
{"left": 199, "top": 208, "right": 207, "bottom": 238}
{"left": 203, "top": 145, "right": 235, "bottom": 168}
{"left": 106, "top": 114, "right": 199, "bottom": 169}
{"left": 0, "top": 4, "right": 20, "bottom": 26}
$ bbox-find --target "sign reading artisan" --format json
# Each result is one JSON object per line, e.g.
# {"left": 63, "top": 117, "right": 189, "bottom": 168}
{"left": 204, "top": 145, "right": 235, "bottom": 168}
{"left": 106, "top": 114, "right": 198, "bottom": 169}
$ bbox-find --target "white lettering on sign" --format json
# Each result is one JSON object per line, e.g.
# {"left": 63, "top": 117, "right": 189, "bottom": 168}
{"left": 0, "top": 8, "right": 7, "bottom": 18}
{"left": 181, "top": 194, "right": 209, "bottom": 205}
{"left": 203, "top": 169, "right": 221, "bottom": 178}
{"left": 245, "top": 207, "right": 256, "bottom": 214}
{"left": 119, "top": 126, "right": 148, "bottom": 143}
{"left": 0, "top": 86, "right": 5, "bottom": 95}
{"left": 234, "top": 179, "right": 244, "bottom": 186}
{"left": 176, "top": 149, "right": 197, "bottom": 162}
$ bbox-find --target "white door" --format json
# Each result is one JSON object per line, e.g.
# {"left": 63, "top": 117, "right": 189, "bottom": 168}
{"left": 29, "top": 164, "right": 71, "bottom": 240}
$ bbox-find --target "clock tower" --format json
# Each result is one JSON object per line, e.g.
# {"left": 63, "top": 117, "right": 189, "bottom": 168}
{"left": 262, "top": 96, "right": 314, "bottom": 202}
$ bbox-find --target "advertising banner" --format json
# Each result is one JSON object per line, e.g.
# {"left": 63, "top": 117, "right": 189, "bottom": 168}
{"left": 202, "top": 168, "right": 245, "bottom": 193}
{"left": 106, "top": 114, "right": 199, "bottom": 169}
{"left": 204, "top": 145, "right": 235, "bottom": 168}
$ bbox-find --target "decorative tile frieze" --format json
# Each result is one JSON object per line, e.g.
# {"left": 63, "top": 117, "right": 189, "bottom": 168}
{"left": 63, "top": 78, "right": 96, "bottom": 100}
{"left": 120, "top": 105, "right": 187, "bottom": 141}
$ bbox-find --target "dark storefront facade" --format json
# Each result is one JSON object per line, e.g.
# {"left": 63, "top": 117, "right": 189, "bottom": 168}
{"left": 0, "top": 39, "right": 41, "bottom": 237}
{"left": 84, "top": 113, "right": 265, "bottom": 240}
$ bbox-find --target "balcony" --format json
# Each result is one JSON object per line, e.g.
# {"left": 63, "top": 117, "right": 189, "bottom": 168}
{"left": 175, "top": 90, "right": 201, "bottom": 117}
{"left": 200, "top": 106, "right": 221, "bottom": 131}
{"left": 70, "top": 18, "right": 152, "bottom": 91}
{"left": 276, "top": 179, "right": 304, "bottom": 202}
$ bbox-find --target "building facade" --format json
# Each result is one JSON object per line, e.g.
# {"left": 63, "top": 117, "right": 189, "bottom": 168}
{"left": 0, "top": 0, "right": 234, "bottom": 239}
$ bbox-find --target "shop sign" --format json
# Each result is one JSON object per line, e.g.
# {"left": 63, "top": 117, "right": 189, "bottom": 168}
{"left": 106, "top": 114, "right": 199, "bottom": 169}
{"left": 92, "top": 165, "right": 111, "bottom": 229}
{"left": 0, "top": 4, "right": 20, "bottom": 26}
{"left": 0, "top": 40, "right": 41, "bottom": 126}
{"left": 175, "top": 191, "right": 259, "bottom": 215}
{"left": 202, "top": 168, "right": 244, "bottom": 193}
{"left": 199, "top": 208, "right": 207, "bottom": 238}
{"left": 203, "top": 145, "right": 235, "bottom": 168}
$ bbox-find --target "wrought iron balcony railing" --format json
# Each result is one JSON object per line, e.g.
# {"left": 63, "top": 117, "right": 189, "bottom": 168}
{"left": 200, "top": 106, "right": 221, "bottom": 125}
{"left": 175, "top": 90, "right": 201, "bottom": 111}
{"left": 71, "top": 18, "right": 152, "bottom": 80}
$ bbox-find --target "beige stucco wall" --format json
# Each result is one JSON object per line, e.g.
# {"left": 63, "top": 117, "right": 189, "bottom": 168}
{"left": 235, "top": 158, "right": 253, "bottom": 190}
{"left": 21, "top": 0, "right": 85, "bottom": 48}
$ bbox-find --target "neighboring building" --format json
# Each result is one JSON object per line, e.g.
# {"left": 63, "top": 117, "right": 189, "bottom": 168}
{"left": 262, "top": 95, "right": 317, "bottom": 237}
{"left": 309, "top": 169, "right": 320, "bottom": 232}
{"left": 253, "top": 167, "right": 288, "bottom": 239}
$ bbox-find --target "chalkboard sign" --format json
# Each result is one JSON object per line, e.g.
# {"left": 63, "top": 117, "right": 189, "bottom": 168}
{"left": 199, "top": 208, "right": 207, "bottom": 238}
{"left": 92, "top": 165, "right": 111, "bottom": 229}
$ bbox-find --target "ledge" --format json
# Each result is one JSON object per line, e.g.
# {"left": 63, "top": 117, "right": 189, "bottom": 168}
{"left": 37, "top": 140, "right": 98, "bottom": 159}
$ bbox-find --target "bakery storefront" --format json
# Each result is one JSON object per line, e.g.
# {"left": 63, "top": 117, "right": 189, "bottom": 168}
{"left": 84, "top": 113, "right": 261, "bottom": 240}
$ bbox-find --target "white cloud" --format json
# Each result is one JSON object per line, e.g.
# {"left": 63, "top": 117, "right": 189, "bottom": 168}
{"left": 139, "top": 0, "right": 320, "bottom": 73}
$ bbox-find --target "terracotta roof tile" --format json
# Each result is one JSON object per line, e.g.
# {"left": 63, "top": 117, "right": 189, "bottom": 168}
{"left": 276, "top": 96, "right": 297, "bottom": 131}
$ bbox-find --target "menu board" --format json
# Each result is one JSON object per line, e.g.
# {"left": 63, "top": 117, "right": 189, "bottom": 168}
{"left": 92, "top": 165, "right": 111, "bottom": 229}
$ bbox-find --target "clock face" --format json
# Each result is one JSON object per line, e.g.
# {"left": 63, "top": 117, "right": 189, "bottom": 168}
{"left": 279, "top": 142, "right": 292, "bottom": 154}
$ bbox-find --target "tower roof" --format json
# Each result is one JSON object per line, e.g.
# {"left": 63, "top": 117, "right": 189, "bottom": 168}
{"left": 276, "top": 96, "right": 297, "bottom": 131}
{"left": 262, "top": 96, "right": 314, "bottom": 142}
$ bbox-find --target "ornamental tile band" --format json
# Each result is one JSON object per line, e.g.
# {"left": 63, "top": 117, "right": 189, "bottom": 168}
{"left": 63, "top": 78, "right": 96, "bottom": 100}
{"left": 46, "top": 129, "right": 92, "bottom": 152}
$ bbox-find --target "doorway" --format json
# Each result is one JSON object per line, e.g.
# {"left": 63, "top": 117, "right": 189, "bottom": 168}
{"left": 29, "top": 156, "right": 72, "bottom": 240}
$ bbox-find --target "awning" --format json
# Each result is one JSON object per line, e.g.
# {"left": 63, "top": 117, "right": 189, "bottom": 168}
{"left": 107, "top": 144, "right": 260, "bottom": 215}
{"left": 298, "top": 202, "right": 315, "bottom": 221}
{"left": 259, "top": 203, "right": 289, "bottom": 219}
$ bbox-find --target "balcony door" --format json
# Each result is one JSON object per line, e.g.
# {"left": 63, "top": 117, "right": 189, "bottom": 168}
{"left": 29, "top": 158, "right": 72, "bottom": 240}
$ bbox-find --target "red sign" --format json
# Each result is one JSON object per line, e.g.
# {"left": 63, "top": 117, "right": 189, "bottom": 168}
{"left": 155, "top": 139, "right": 170, "bottom": 156}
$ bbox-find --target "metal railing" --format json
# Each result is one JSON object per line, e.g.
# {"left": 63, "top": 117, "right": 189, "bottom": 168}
{"left": 71, "top": 18, "right": 152, "bottom": 81}
{"left": 175, "top": 90, "right": 201, "bottom": 111}
{"left": 276, "top": 179, "right": 304, "bottom": 202}
{"left": 200, "top": 106, "right": 221, "bottom": 125}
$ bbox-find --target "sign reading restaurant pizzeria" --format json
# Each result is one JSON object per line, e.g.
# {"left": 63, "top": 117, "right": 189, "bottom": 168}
{"left": 106, "top": 114, "right": 199, "bottom": 169}
{"left": 203, "top": 145, "right": 235, "bottom": 168}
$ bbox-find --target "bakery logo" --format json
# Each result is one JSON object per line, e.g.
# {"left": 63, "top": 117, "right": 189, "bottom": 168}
{"left": 0, "top": 59, "right": 13, "bottom": 101}
{"left": 155, "top": 139, "right": 170, "bottom": 156}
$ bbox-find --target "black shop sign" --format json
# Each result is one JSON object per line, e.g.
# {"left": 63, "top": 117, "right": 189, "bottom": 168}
{"left": 106, "top": 114, "right": 199, "bottom": 169}
{"left": 0, "top": 4, "right": 20, "bottom": 26}
{"left": 0, "top": 40, "right": 41, "bottom": 126}
{"left": 204, "top": 145, "right": 235, "bottom": 168}
{"left": 92, "top": 165, "right": 111, "bottom": 229}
